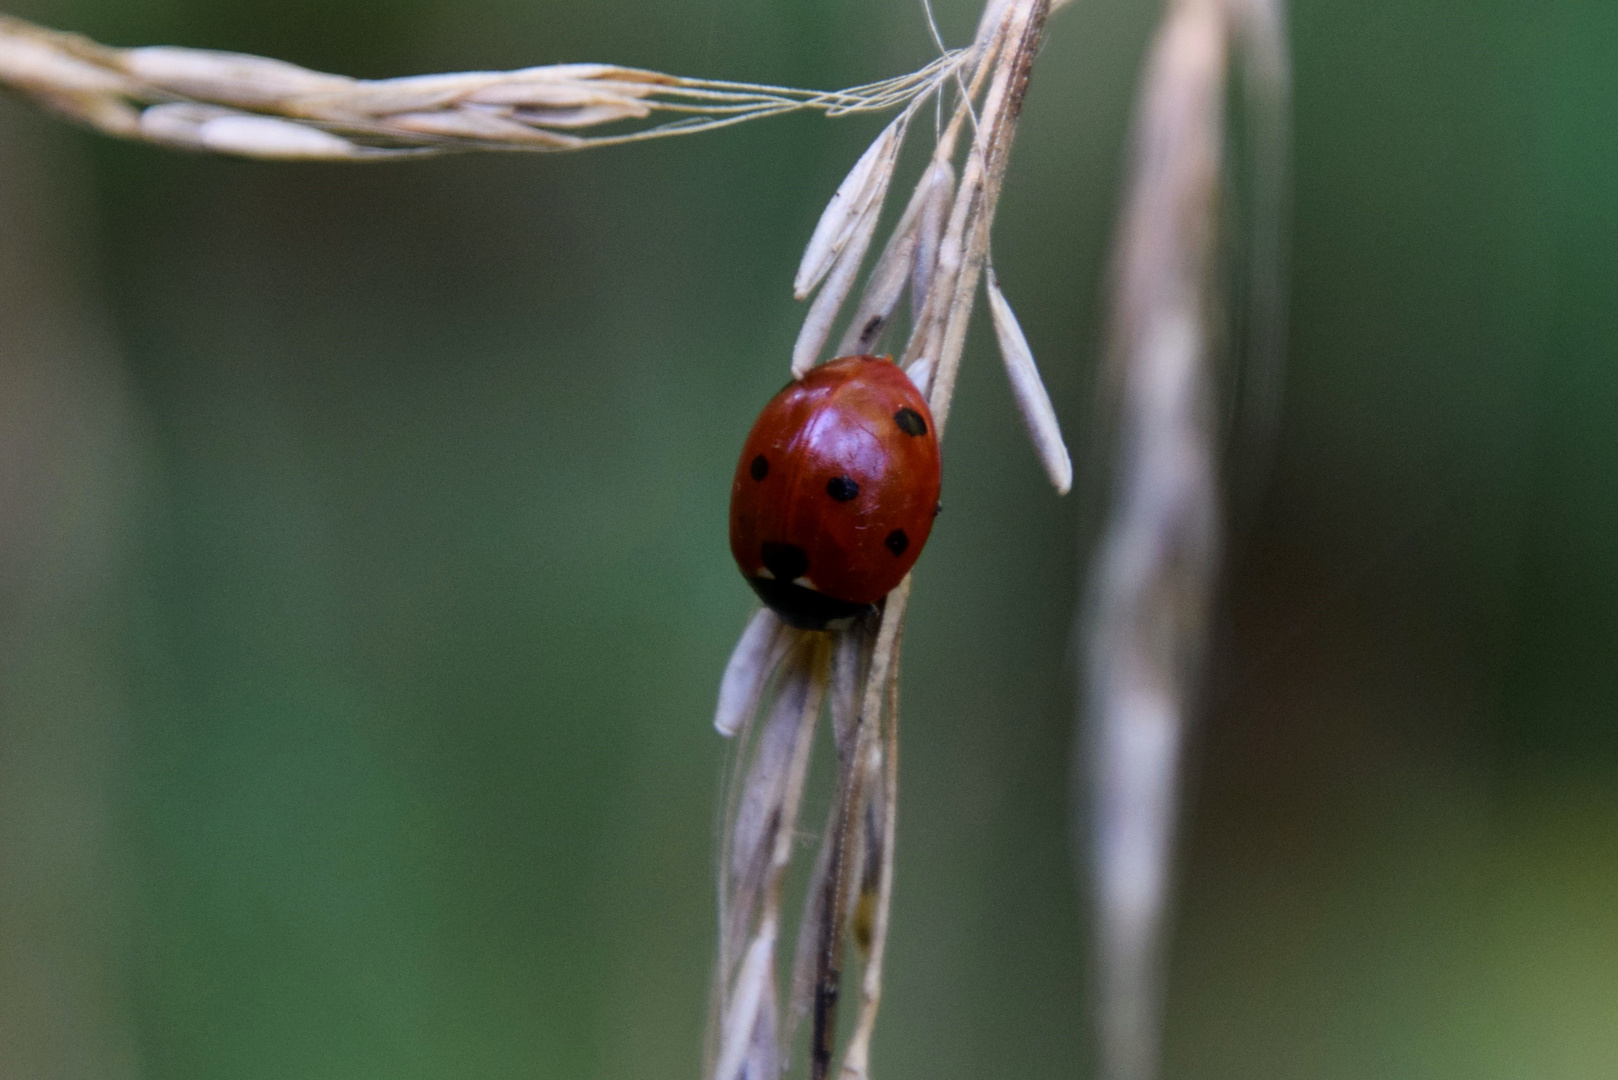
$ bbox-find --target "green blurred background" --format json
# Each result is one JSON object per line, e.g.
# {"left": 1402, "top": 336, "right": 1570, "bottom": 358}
{"left": 2, "top": 1, "right": 1615, "bottom": 1077}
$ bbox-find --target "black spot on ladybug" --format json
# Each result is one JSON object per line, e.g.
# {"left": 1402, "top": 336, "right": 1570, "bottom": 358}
{"left": 751, "top": 454, "right": 769, "bottom": 481}
{"left": 894, "top": 408, "right": 928, "bottom": 437}
{"left": 761, "top": 541, "right": 809, "bottom": 582}
{"left": 885, "top": 529, "right": 909, "bottom": 556}
{"left": 826, "top": 476, "right": 860, "bottom": 502}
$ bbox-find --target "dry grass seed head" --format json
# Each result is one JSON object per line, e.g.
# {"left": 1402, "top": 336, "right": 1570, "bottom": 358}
{"left": 0, "top": 14, "right": 964, "bottom": 159}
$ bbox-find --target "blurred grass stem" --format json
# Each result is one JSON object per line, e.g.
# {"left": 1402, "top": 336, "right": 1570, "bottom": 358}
{"left": 1080, "top": 2, "right": 1287, "bottom": 1080}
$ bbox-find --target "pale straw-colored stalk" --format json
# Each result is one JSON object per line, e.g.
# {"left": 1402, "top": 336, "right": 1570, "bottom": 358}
{"left": 1079, "top": 4, "right": 1288, "bottom": 1080}
{"left": 0, "top": 14, "right": 962, "bottom": 159}
{"left": 710, "top": 2, "right": 1080, "bottom": 1077}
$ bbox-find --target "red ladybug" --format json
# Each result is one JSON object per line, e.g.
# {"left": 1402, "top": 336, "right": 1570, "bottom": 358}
{"left": 730, "top": 354, "right": 942, "bottom": 630}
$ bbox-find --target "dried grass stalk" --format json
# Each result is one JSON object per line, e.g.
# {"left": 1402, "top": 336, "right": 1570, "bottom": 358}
{"left": 0, "top": 14, "right": 963, "bottom": 159}
{"left": 710, "top": 2, "right": 1068, "bottom": 1076}
{"left": 1079, "top": 3, "right": 1288, "bottom": 1080}
{"left": 831, "top": 632, "right": 903, "bottom": 1080}
{"left": 803, "top": 581, "right": 908, "bottom": 1080}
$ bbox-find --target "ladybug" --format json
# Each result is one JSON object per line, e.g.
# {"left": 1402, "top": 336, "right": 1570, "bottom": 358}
{"left": 730, "top": 354, "right": 942, "bottom": 630}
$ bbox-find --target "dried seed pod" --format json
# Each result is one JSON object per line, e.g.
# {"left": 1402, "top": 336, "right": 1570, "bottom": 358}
{"left": 793, "top": 115, "right": 905, "bottom": 300}
{"left": 791, "top": 195, "right": 887, "bottom": 377}
{"left": 911, "top": 160, "right": 955, "bottom": 322}
{"left": 122, "top": 45, "right": 352, "bottom": 105}
{"left": 0, "top": 33, "right": 134, "bottom": 96}
{"left": 838, "top": 160, "right": 956, "bottom": 357}
{"left": 714, "top": 608, "right": 793, "bottom": 737}
{"left": 139, "top": 103, "right": 366, "bottom": 158}
{"left": 985, "top": 267, "right": 1072, "bottom": 494}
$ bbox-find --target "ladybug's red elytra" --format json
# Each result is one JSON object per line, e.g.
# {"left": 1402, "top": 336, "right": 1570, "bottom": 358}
{"left": 730, "top": 354, "right": 942, "bottom": 630}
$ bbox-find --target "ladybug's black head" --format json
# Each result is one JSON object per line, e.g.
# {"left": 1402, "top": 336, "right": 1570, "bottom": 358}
{"left": 745, "top": 575, "right": 875, "bottom": 631}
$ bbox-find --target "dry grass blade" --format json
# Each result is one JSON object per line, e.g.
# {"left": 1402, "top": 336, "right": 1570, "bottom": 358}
{"left": 0, "top": 14, "right": 963, "bottom": 159}
{"left": 743, "top": 974, "right": 781, "bottom": 1080}
{"left": 910, "top": 161, "right": 954, "bottom": 325}
{"left": 723, "top": 642, "right": 814, "bottom": 967}
{"left": 828, "top": 621, "right": 871, "bottom": 748}
{"left": 714, "top": 932, "right": 779, "bottom": 1080}
{"left": 1084, "top": 0, "right": 1227, "bottom": 1063}
{"left": 778, "top": 620, "right": 876, "bottom": 1061}
{"left": 786, "top": 798, "right": 841, "bottom": 1053}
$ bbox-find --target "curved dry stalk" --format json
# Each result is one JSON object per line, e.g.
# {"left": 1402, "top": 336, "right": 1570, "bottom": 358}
{"left": 1078, "top": 3, "right": 1289, "bottom": 1080}
{"left": 0, "top": 14, "right": 963, "bottom": 159}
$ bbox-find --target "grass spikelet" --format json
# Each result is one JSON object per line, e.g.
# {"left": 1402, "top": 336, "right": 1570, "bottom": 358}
{"left": 836, "top": 161, "right": 952, "bottom": 358}
{"left": 711, "top": 633, "right": 829, "bottom": 1080}
{"left": 718, "top": 3, "right": 1062, "bottom": 1075}
{"left": 794, "top": 116, "right": 907, "bottom": 300}
{"left": 139, "top": 104, "right": 369, "bottom": 157}
{"left": 122, "top": 45, "right": 352, "bottom": 103}
{"left": 792, "top": 175, "right": 891, "bottom": 377}
{"left": 985, "top": 266, "right": 1073, "bottom": 494}
{"left": 910, "top": 161, "right": 954, "bottom": 324}
{"left": 0, "top": 14, "right": 965, "bottom": 159}
{"left": 715, "top": 608, "right": 794, "bottom": 738}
